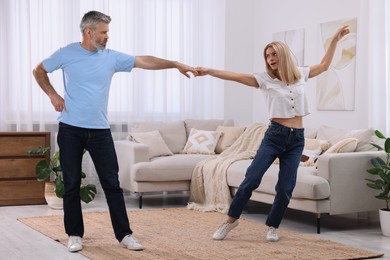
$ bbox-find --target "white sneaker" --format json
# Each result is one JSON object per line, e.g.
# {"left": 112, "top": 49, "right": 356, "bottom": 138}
{"left": 120, "top": 234, "right": 144, "bottom": 251}
{"left": 67, "top": 236, "right": 82, "bottom": 252}
{"left": 212, "top": 220, "right": 239, "bottom": 240}
{"left": 266, "top": 226, "right": 279, "bottom": 242}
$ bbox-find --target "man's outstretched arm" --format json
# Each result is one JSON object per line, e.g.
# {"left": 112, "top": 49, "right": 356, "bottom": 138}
{"left": 134, "top": 56, "right": 197, "bottom": 78}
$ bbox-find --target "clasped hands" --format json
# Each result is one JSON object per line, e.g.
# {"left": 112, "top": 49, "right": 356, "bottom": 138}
{"left": 178, "top": 63, "right": 209, "bottom": 78}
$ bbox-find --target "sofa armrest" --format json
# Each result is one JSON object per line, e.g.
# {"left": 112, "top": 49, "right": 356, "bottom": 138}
{"left": 317, "top": 151, "right": 386, "bottom": 214}
{"left": 115, "top": 140, "right": 150, "bottom": 191}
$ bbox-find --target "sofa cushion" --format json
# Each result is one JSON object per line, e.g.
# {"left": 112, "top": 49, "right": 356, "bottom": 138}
{"left": 215, "top": 126, "right": 246, "bottom": 154}
{"left": 322, "top": 137, "right": 358, "bottom": 154}
{"left": 130, "top": 121, "right": 186, "bottom": 154}
{"left": 301, "top": 138, "right": 330, "bottom": 166}
{"left": 227, "top": 160, "right": 330, "bottom": 200}
{"left": 132, "top": 154, "right": 210, "bottom": 182}
{"left": 184, "top": 119, "right": 234, "bottom": 138}
{"left": 128, "top": 130, "right": 173, "bottom": 159}
{"left": 316, "top": 125, "right": 376, "bottom": 152}
{"left": 305, "top": 127, "right": 318, "bottom": 139}
{"left": 183, "top": 128, "right": 221, "bottom": 155}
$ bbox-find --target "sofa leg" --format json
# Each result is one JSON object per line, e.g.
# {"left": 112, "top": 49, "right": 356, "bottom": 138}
{"left": 316, "top": 214, "right": 321, "bottom": 234}
{"left": 139, "top": 193, "right": 143, "bottom": 209}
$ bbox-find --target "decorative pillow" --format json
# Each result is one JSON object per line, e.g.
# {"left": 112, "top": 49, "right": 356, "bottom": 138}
{"left": 131, "top": 121, "right": 186, "bottom": 154}
{"left": 300, "top": 138, "right": 330, "bottom": 166}
{"left": 316, "top": 125, "right": 376, "bottom": 152}
{"left": 183, "top": 128, "right": 221, "bottom": 155}
{"left": 305, "top": 128, "right": 318, "bottom": 139}
{"left": 128, "top": 130, "right": 173, "bottom": 159}
{"left": 215, "top": 126, "right": 246, "bottom": 154}
{"left": 304, "top": 138, "right": 330, "bottom": 156}
{"left": 322, "top": 138, "right": 358, "bottom": 154}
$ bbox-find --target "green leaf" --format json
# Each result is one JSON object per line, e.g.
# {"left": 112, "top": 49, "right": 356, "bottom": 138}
{"left": 52, "top": 166, "right": 62, "bottom": 173}
{"left": 54, "top": 176, "right": 64, "bottom": 198}
{"left": 370, "top": 142, "right": 383, "bottom": 151}
{"left": 367, "top": 183, "right": 381, "bottom": 190}
{"left": 375, "top": 130, "right": 386, "bottom": 139}
{"left": 384, "top": 185, "right": 390, "bottom": 194}
{"left": 379, "top": 171, "right": 390, "bottom": 183}
{"left": 375, "top": 195, "right": 388, "bottom": 200}
{"left": 27, "top": 146, "right": 50, "bottom": 156}
{"left": 80, "top": 184, "right": 97, "bottom": 204}
{"left": 35, "top": 160, "right": 51, "bottom": 181}
{"left": 367, "top": 168, "right": 381, "bottom": 175}
{"left": 81, "top": 171, "right": 86, "bottom": 179}
{"left": 52, "top": 151, "right": 60, "bottom": 167}
{"left": 371, "top": 157, "right": 386, "bottom": 168}
{"left": 385, "top": 138, "right": 390, "bottom": 153}
{"left": 375, "top": 179, "right": 385, "bottom": 186}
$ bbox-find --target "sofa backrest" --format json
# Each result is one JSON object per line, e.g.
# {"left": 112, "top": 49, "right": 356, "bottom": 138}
{"left": 131, "top": 121, "right": 186, "bottom": 154}
{"left": 130, "top": 119, "right": 234, "bottom": 154}
{"left": 316, "top": 125, "right": 378, "bottom": 152}
{"left": 184, "top": 119, "right": 234, "bottom": 138}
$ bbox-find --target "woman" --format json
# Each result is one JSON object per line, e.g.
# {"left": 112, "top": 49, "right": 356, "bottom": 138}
{"left": 196, "top": 26, "right": 350, "bottom": 242}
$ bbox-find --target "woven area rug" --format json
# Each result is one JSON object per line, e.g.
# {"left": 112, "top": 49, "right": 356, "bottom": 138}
{"left": 18, "top": 208, "right": 383, "bottom": 260}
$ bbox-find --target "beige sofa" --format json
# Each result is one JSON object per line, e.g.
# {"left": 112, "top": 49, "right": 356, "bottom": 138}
{"left": 115, "top": 119, "right": 385, "bottom": 233}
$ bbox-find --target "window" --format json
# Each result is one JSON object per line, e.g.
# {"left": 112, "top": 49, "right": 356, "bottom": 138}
{"left": 0, "top": 0, "right": 225, "bottom": 132}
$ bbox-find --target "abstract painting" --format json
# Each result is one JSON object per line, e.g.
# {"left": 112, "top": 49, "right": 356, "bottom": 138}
{"left": 316, "top": 18, "right": 357, "bottom": 110}
{"left": 273, "top": 28, "right": 305, "bottom": 66}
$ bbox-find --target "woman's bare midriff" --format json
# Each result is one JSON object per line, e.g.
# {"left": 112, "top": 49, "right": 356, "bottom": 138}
{"left": 271, "top": 116, "right": 303, "bottom": 129}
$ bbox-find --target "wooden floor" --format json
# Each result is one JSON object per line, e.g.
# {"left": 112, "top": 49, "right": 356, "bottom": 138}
{"left": 1, "top": 192, "right": 390, "bottom": 260}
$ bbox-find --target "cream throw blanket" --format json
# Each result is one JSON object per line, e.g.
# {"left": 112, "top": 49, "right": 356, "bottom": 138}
{"left": 187, "top": 123, "right": 268, "bottom": 213}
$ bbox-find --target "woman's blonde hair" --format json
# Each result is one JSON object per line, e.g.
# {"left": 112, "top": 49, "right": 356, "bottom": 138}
{"left": 263, "top": 41, "right": 301, "bottom": 84}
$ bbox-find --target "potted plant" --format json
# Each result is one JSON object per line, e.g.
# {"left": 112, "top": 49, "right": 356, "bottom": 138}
{"left": 27, "top": 146, "right": 97, "bottom": 208}
{"left": 366, "top": 130, "right": 390, "bottom": 236}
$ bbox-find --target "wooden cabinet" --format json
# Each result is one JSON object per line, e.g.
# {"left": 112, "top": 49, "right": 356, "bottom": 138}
{"left": 0, "top": 132, "right": 50, "bottom": 206}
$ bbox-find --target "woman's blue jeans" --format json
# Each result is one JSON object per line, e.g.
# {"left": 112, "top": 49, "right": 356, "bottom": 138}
{"left": 57, "top": 122, "right": 132, "bottom": 241}
{"left": 228, "top": 121, "right": 305, "bottom": 228}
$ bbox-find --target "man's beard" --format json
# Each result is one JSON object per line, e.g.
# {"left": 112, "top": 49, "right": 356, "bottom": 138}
{"left": 92, "top": 40, "right": 106, "bottom": 50}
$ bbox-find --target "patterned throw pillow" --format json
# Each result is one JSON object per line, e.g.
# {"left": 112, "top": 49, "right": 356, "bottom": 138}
{"left": 183, "top": 128, "right": 221, "bottom": 154}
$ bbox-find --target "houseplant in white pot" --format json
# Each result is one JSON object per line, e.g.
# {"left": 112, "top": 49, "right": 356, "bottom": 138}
{"left": 27, "top": 146, "right": 97, "bottom": 209}
{"left": 366, "top": 130, "right": 390, "bottom": 236}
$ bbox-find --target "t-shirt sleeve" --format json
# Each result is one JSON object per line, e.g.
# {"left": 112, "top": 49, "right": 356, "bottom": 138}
{"left": 253, "top": 72, "right": 265, "bottom": 89}
{"left": 114, "top": 51, "right": 136, "bottom": 72}
{"left": 299, "top": 66, "right": 310, "bottom": 82}
{"left": 42, "top": 48, "right": 63, "bottom": 73}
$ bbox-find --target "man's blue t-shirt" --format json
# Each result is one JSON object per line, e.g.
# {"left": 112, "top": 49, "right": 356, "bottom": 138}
{"left": 42, "top": 42, "right": 135, "bottom": 129}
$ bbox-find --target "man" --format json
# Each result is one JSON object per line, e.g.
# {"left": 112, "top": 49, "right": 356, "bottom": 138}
{"left": 33, "top": 10, "right": 197, "bottom": 252}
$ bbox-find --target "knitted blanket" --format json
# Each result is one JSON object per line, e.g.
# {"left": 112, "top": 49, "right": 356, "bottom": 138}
{"left": 187, "top": 123, "right": 268, "bottom": 213}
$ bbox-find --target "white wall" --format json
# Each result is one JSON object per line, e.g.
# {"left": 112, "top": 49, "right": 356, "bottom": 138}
{"left": 224, "top": 0, "right": 370, "bottom": 130}
{"left": 223, "top": 0, "right": 255, "bottom": 126}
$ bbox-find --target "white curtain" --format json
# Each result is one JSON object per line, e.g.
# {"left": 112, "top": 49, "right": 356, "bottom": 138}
{"left": 367, "top": 0, "right": 390, "bottom": 135}
{"left": 0, "top": 0, "right": 225, "bottom": 133}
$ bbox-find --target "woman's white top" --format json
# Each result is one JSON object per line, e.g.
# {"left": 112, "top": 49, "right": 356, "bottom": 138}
{"left": 253, "top": 67, "right": 310, "bottom": 119}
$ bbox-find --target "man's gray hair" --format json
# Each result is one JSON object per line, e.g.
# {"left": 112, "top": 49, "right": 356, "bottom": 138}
{"left": 80, "top": 11, "right": 111, "bottom": 34}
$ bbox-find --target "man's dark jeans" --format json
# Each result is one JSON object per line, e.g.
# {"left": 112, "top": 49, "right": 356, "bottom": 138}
{"left": 57, "top": 122, "right": 132, "bottom": 241}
